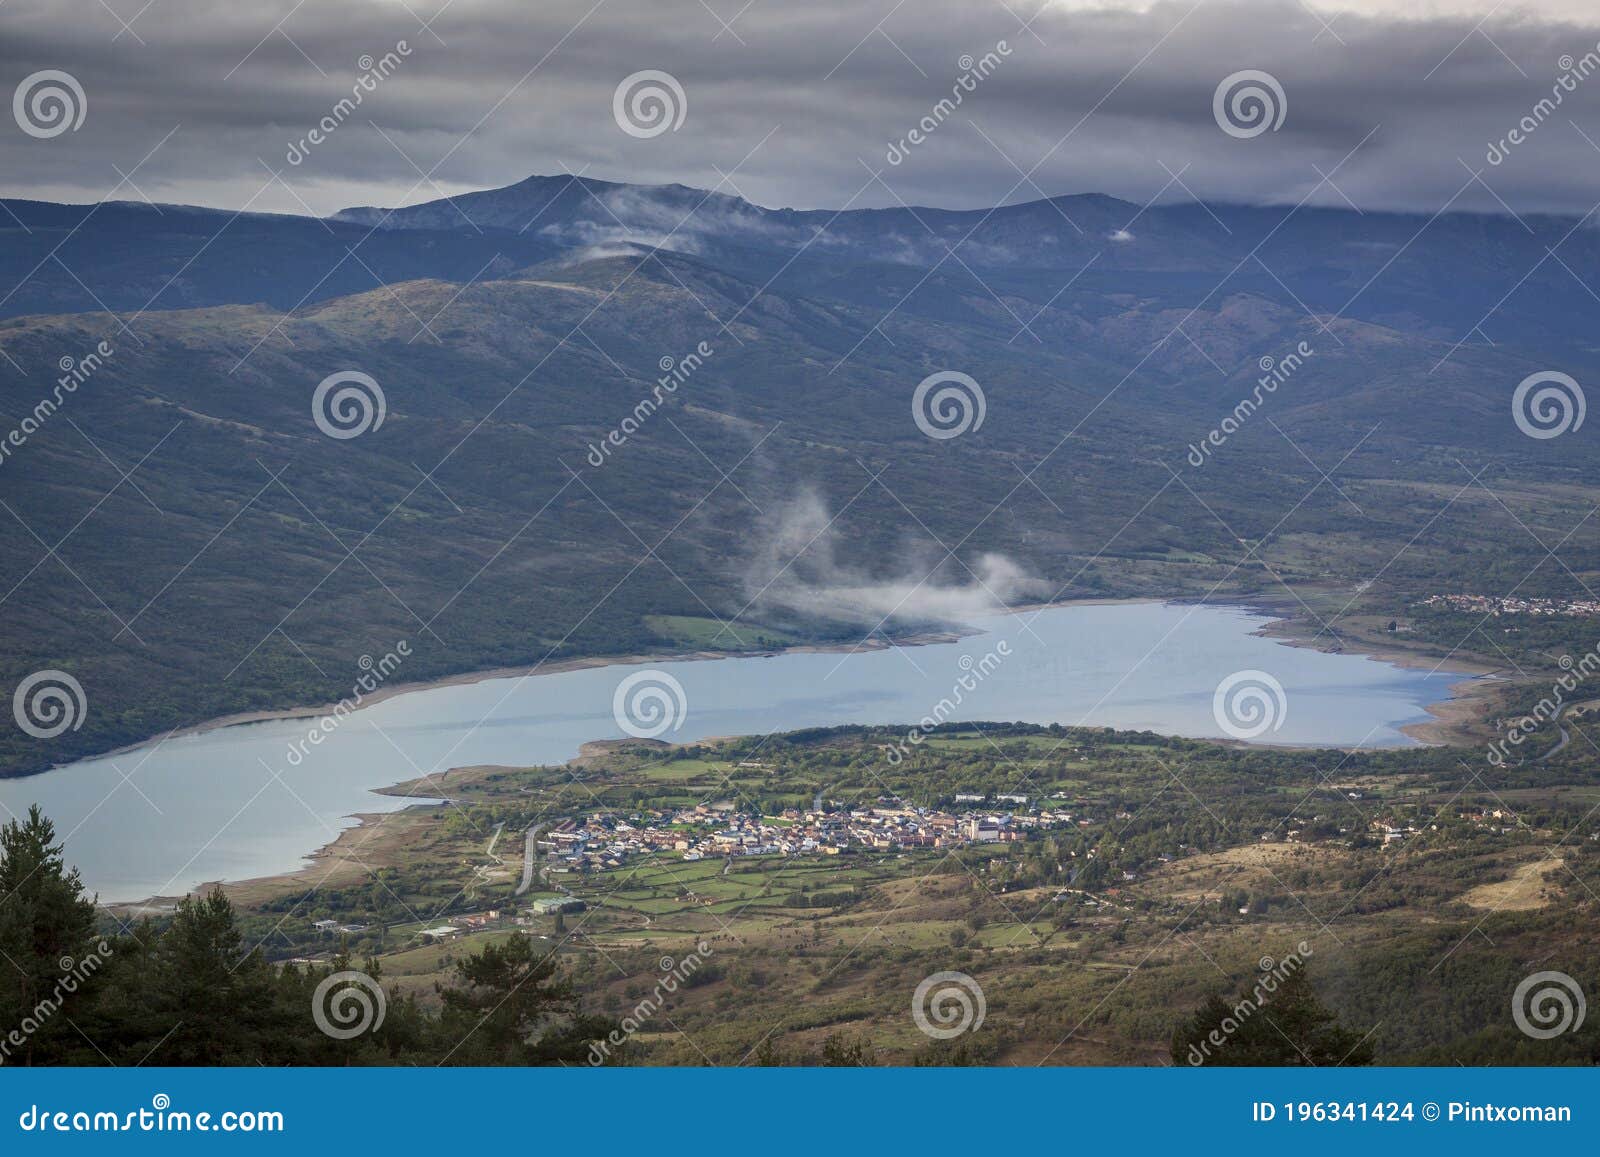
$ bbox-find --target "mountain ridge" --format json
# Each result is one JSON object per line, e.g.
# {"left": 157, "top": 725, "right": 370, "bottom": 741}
{"left": 2, "top": 171, "right": 1598, "bottom": 776}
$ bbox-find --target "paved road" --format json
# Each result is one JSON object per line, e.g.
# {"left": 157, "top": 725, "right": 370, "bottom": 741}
{"left": 1539, "top": 723, "right": 1571, "bottom": 761}
{"left": 1534, "top": 698, "right": 1597, "bottom": 762}
{"left": 515, "top": 826, "right": 539, "bottom": 896}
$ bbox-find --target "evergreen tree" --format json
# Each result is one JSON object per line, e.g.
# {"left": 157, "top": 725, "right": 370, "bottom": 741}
{"left": 0, "top": 806, "right": 100, "bottom": 1065}
{"left": 1172, "top": 968, "right": 1374, "bottom": 1066}
{"left": 436, "top": 933, "right": 600, "bottom": 1064}
{"left": 141, "top": 889, "right": 278, "bottom": 1064}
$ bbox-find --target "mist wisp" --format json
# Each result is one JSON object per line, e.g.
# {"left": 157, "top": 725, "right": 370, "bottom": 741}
{"left": 744, "top": 490, "right": 1046, "bottom": 630}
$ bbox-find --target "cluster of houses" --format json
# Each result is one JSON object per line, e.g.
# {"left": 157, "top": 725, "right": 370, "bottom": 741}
{"left": 536, "top": 796, "right": 1078, "bottom": 869}
{"left": 1367, "top": 807, "right": 1540, "bottom": 844}
{"left": 409, "top": 901, "right": 587, "bottom": 944}
{"left": 1267, "top": 814, "right": 1418, "bottom": 846}
{"left": 1423, "top": 593, "right": 1600, "bottom": 617}
{"left": 310, "top": 920, "right": 368, "bottom": 936}
{"left": 1256, "top": 806, "right": 1530, "bottom": 849}
{"left": 1370, "top": 820, "right": 1421, "bottom": 845}
{"left": 1458, "top": 808, "right": 1522, "bottom": 834}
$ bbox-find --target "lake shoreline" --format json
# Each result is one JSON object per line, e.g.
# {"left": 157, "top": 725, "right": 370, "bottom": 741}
{"left": 75, "top": 597, "right": 1170, "bottom": 771}
{"left": 71, "top": 627, "right": 977, "bottom": 772}
{"left": 1229, "top": 598, "right": 1502, "bottom": 747}
{"left": 100, "top": 596, "right": 1493, "bottom": 912}
{"left": 67, "top": 594, "right": 1493, "bottom": 775}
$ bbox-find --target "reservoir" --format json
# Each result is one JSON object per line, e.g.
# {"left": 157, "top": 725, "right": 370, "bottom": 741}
{"left": 0, "top": 602, "right": 1466, "bottom": 901}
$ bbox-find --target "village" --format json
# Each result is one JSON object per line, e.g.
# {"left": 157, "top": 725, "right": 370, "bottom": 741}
{"left": 280, "top": 777, "right": 1571, "bottom": 959}
{"left": 537, "top": 795, "right": 1078, "bottom": 870}
{"left": 292, "top": 796, "right": 1088, "bottom": 952}
{"left": 1420, "top": 593, "right": 1600, "bottom": 617}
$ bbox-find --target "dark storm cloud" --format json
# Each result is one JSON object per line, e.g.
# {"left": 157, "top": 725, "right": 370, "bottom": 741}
{"left": 2, "top": 0, "right": 1599, "bottom": 217}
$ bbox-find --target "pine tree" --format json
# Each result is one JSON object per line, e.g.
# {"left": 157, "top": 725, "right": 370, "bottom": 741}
{"left": 0, "top": 806, "right": 99, "bottom": 1065}
{"left": 143, "top": 889, "right": 277, "bottom": 1064}
{"left": 1172, "top": 968, "right": 1374, "bottom": 1066}
{"left": 436, "top": 933, "right": 578, "bottom": 1063}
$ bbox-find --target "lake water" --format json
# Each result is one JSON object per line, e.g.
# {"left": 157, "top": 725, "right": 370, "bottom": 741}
{"left": 0, "top": 602, "right": 1464, "bottom": 902}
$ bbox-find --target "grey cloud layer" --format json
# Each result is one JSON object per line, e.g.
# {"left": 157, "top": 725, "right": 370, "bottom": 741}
{"left": 3, "top": 0, "right": 1599, "bottom": 217}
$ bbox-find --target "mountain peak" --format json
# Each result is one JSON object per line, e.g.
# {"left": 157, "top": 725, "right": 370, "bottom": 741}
{"left": 327, "top": 172, "right": 1158, "bottom": 270}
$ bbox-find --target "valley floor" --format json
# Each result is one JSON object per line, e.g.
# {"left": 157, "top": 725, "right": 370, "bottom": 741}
{"left": 145, "top": 713, "right": 1600, "bottom": 1066}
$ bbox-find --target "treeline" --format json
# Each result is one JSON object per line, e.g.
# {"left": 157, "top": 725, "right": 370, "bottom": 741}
{"left": 0, "top": 808, "right": 611, "bottom": 1067}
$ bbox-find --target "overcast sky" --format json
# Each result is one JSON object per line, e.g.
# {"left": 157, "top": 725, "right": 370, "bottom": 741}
{"left": 3, "top": 0, "right": 1600, "bottom": 218}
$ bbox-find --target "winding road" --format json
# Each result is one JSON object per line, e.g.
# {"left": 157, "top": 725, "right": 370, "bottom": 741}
{"left": 1534, "top": 698, "right": 1599, "bottom": 762}
{"left": 515, "top": 825, "right": 540, "bottom": 896}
